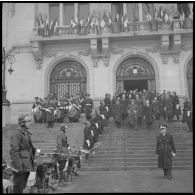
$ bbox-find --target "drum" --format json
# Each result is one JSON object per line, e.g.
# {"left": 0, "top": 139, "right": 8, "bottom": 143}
{"left": 54, "top": 109, "right": 61, "bottom": 120}
{"left": 68, "top": 106, "right": 78, "bottom": 119}
{"left": 33, "top": 107, "right": 42, "bottom": 121}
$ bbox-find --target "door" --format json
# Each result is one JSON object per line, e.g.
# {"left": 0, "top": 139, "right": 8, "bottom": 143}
{"left": 50, "top": 60, "right": 87, "bottom": 99}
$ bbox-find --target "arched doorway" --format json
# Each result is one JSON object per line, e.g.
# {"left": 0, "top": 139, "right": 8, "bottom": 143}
{"left": 116, "top": 57, "right": 155, "bottom": 93}
{"left": 186, "top": 58, "right": 193, "bottom": 102}
{"left": 50, "top": 60, "right": 87, "bottom": 99}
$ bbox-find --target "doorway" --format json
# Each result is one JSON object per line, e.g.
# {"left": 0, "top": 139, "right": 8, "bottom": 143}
{"left": 124, "top": 80, "right": 148, "bottom": 91}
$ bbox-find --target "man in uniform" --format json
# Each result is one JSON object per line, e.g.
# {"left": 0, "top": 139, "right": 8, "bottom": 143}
{"left": 10, "top": 114, "right": 36, "bottom": 193}
{"left": 156, "top": 125, "right": 176, "bottom": 180}
{"left": 56, "top": 124, "right": 70, "bottom": 187}
{"left": 182, "top": 97, "right": 192, "bottom": 131}
{"left": 84, "top": 94, "right": 93, "bottom": 120}
{"left": 104, "top": 93, "right": 112, "bottom": 120}
{"left": 113, "top": 98, "right": 123, "bottom": 128}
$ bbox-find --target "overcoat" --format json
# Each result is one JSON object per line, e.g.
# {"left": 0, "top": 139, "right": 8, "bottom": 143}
{"left": 159, "top": 96, "right": 166, "bottom": 116}
{"left": 83, "top": 126, "right": 94, "bottom": 150}
{"left": 92, "top": 114, "right": 104, "bottom": 133}
{"left": 143, "top": 105, "right": 154, "bottom": 124}
{"left": 127, "top": 104, "right": 137, "bottom": 126}
{"left": 182, "top": 100, "right": 192, "bottom": 123}
{"left": 134, "top": 99, "right": 143, "bottom": 118}
{"left": 84, "top": 98, "right": 93, "bottom": 118}
{"left": 165, "top": 97, "right": 173, "bottom": 117}
{"left": 99, "top": 105, "right": 108, "bottom": 126}
{"left": 112, "top": 103, "right": 123, "bottom": 122}
{"left": 9, "top": 127, "right": 36, "bottom": 172}
{"left": 156, "top": 133, "right": 176, "bottom": 169}
{"left": 45, "top": 102, "right": 55, "bottom": 122}
{"left": 172, "top": 95, "right": 181, "bottom": 115}
{"left": 152, "top": 100, "right": 160, "bottom": 116}
{"left": 120, "top": 99, "right": 129, "bottom": 116}
{"left": 104, "top": 97, "right": 112, "bottom": 117}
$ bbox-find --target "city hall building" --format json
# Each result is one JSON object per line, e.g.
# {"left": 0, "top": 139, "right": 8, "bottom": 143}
{"left": 2, "top": 3, "right": 193, "bottom": 124}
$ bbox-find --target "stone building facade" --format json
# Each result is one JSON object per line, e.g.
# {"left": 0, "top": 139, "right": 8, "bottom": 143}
{"left": 2, "top": 3, "right": 193, "bottom": 124}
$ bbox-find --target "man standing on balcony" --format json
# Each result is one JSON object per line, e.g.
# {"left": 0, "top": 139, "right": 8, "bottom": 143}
{"left": 156, "top": 125, "right": 176, "bottom": 180}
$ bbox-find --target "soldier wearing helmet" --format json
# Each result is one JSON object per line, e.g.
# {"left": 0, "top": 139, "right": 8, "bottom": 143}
{"left": 9, "top": 114, "right": 36, "bottom": 193}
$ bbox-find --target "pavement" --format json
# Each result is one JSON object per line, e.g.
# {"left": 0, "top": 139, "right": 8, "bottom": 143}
{"left": 54, "top": 170, "right": 193, "bottom": 193}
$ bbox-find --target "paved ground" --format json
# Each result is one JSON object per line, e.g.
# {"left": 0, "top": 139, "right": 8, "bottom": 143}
{"left": 55, "top": 170, "right": 193, "bottom": 193}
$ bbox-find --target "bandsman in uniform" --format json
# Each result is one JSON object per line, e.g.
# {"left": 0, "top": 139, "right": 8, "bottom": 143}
{"left": 156, "top": 125, "right": 176, "bottom": 180}
{"left": 99, "top": 101, "right": 108, "bottom": 127}
{"left": 182, "top": 97, "right": 192, "bottom": 131}
{"left": 84, "top": 94, "right": 93, "bottom": 121}
{"left": 104, "top": 93, "right": 112, "bottom": 120}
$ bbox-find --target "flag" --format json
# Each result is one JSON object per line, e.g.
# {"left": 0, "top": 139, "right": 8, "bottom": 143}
{"left": 154, "top": 8, "right": 158, "bottom": 21}
{"left": 90, "top": 16, "right": 94, "bottom": 28}
{"left": 124, "top": 15, "right": 128, "bottom": 28}
{"left": 116, "top": 13, "right": 119, "bottom": 22}
{"left": 163, "top": 9, "right": 169, "bottom": 23}
{"left": 70, "top": 17, "right": 77, "bottom": 28}
{"left": 103, "top": 13, "right": 109, "bottom": 24}
{"left": 87, "top": 15, "right": 91, "bottom": 26}
{"left": 182, "top": 3, "right": 190, "bottom": 17}
{"left": 100, "top": 17, "right": 106, "bottom": 29}
{"left": 54, "top": 20, "right": 58, "bottom": 34}
{"left": 80, "top": 17, "right": 84, "bottom": 27}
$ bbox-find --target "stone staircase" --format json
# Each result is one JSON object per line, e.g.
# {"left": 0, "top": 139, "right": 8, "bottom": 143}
{"left": 2, "top": 116, "right": 192, "bottom": 172}
{"left": 80, "top": 120, "right": 193, "bottom": 171}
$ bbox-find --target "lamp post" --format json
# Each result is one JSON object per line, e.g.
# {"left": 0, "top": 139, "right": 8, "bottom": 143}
{"left": 2, "top": 47, "right": 15, "bottom": 106}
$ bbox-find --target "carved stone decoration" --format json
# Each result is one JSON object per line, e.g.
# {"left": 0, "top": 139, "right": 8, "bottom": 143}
{"left": 78, "top": 49, "right": 90, "bottom": 56}
{"left": 44, "top": 51, "right": 57, "bottom": 58}
{"left": 92, "top": 58, "right": 98, "bottom": 67}
{"left": 172, "top": 55, "right": 180, "bottom": 63}
{"left": 102, "top": 57, "right": 110, "bottom": 67}
{"left": 181, "top": 44, "right": 193, "bottom": 51}
{"left": 110, "top": 47, "right": 124, "bottom": 55}
{"left": 31, "top": 41, "right": 43, "bottom": 69}
{"left": 161, "top": 55, "right": 169, "bottom": 64}
{"left": 145, "top": 46, "right": 160, "bottom": 53}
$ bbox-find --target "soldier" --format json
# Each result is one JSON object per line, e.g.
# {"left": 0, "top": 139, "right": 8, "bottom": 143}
{"left": 135, "top": 94, "right": 143, "bottom": 125}
{"left": 112, "top": 98, "right": 123, "bottom": 128}
{"left": 182, "top": 97, "right": 192, "bottom": 131}
{"left": 92, "top": 108, "right": 104, "bottom": 134}
{"left": 143, "top": 99, "right": 154, "bottom": 130}
{"left": 104, "top": 93, "right": 112, "bottom": 120}
{"left": 89, "top": 110, "right": 99, "bottom": 143}
{"left": 45, "top": 98, "right": 55, "bottom": 128}
{"left": 99, "top": 101, "right": 108, "bottom": 127}
{"left": 82, "top": 120, "right": 94, "bottom": 160}
{"left": 84, "top": 94, "right": 93, "bottom": 120}
{"left": 159, "top": 94, "right": 166, "bottom": 121}
{"left": 56, "top": 124, "right": 70, "bottom": 186}
{"left": 127, "top": 99, "right": 138, "bottom": 129}
{"left": 120, "top": 94, "right": 129, "bottom": 122}
{"left": 165, "top": 93, "right": 173, "bottom": 123}
{"left": 156, "top": 125, "right": 176, "bottom": 180}
{"left": 172, "top": 91, "right": 181, "bottom": 121}
{"left": 152, "top": 96, "right": 160, "bottom": 120}
{"left": 10, "top": 114, "right": 36, "bottom": 193}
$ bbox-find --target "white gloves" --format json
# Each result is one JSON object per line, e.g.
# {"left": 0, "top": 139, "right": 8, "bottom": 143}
{"left": 95, "top": 123, "right": 98, "bottom": 129}
{"left": 101, "top": 114, "right": 105, "bottom": 119}
{"left": 172, "top": 152, "right": 176, "bottom": 157}
{"left": 105, "top": 107, "right": 108, "bottom": 111}
{"left": 91, "top": 130, "right": 94, "bottom": 137}
{"left": 86, "top": 140, "right": 90, "bottom": 147}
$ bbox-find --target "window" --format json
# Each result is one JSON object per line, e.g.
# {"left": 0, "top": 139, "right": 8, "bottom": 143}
{"left": 63, "top": 3, "right": 74, "bottom": 26}
{"left": 126, "top": 3, "right": 139, "bottom": 22}
{"left": 78, "top": 3, "right": 89, "bottom": 21}
{"left": 49, "top": 3, "right": 59, "bottom": 24}
{"left": 111, "top": 3, "right": 123, "bottom": 20}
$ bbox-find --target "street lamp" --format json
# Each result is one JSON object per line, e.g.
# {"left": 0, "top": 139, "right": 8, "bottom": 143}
{"left": 2, "top": 47, "right": 15, "bottom": 106}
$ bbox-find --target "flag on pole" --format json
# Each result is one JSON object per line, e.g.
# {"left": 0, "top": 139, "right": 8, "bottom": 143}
{"left": 80, "top": 17, "right": 84, "bottom": 27}
{"left": 100, "top": 17, "right": 106, "bottom": 29}
{"left": 124, "top": 15, "right": 128, "bottom": 28}
{"left": 54, "top": 20, "right": 58, "bottom": 35}
{"left": 154, "top": 8, "right": 158, "bottom": 21}
{"left": 163, "top": 9, "right": 169, "bottom": 23}
{"left": 70, "top": 17, "right": 77, "bottom": 28}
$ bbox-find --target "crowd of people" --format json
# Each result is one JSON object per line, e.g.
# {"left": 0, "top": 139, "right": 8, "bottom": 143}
{"left": 32, "top": 89, "right": 193, "bottom": 132}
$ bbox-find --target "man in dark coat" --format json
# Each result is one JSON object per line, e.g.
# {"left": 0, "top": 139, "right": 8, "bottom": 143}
{"left": 10, "top": 114, "right": 36, "bottom": 193}
{"left": 156, "top": 125, "right": 176, "bottom": 180}
{"left": 152, "top": 96, "right": 160, "bottom": 120}
{"left": 165, "top": 93, "right": 173, "bottom": 123}
{"left": 84, "top": 94, "right": 93, "bottom": 120}
{"left": 120, "top": 94, "right": 129, "bottom": 122}
{"left": 32, "top": 97, "right": 41, "bottom": 123}
{"left": 172, "top": 91, "right": 181, "bottom": 121}
{"left": 45, "top": 98, "right": 55, "bottom": 128}
{"left": 99, "top": 101, "right": 108, "bottom": 127}
{"left": 159, "top": 94, "right": 166, "bottom": 121}
{"left": 56, "top": 124, "right": 74, "bottom": 186}
{"left": 104, "top": 93, "right": 112, "bottom": 120}
{"left": 182, "top": 97, "right": 192, "bottom": 131}
{"left": 112, "top": 98, "right": 123, "bottom": 128}
{"left": 143, "top": 99, "right": 154, "bottom": 129}
{"left": 127, "top": 99, "right": 138, "bottom": 129}
{"left": 82, "top": 120, "right": 94, "bottom": 160}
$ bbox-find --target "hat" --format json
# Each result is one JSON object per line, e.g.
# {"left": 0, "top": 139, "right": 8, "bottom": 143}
{"left": 35, "top": 97, "right": 39, "bottom": 99}
{"left": 18, "top": 114, "right": 31, "bottom": 124}
{"left": 60, "top": 124, "right": 68, "bottom": 131}
{"left": 160, "top": 125, "right": 167, "bottom": 129}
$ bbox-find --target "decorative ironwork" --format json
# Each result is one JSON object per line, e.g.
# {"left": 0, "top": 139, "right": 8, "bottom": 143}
{"left": 116, "top": 57, "right": 155, "bottom": 92}
{"left": 50, "top": 60, "right": 87, "bottom": 99}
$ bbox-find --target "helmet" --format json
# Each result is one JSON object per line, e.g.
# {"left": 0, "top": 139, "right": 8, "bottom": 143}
{"left": 18, "top": 114, "right": 31, "bottom": 124}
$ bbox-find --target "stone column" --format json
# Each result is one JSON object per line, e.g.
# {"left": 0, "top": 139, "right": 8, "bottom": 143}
{"left": 138, "top": 3, "right": 143, "bottom": 22}
{"left": 59, "top": 3, "right": 63, "bottom": 26}
{"left": 74, "top": 3, "right": 78, "bottom": 22}
{"left": 123, "top": 3, "right": 127, "bottom": 16}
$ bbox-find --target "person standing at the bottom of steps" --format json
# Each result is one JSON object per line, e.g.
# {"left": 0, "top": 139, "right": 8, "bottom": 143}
{"left": 156, "top": 125, "right": 176, "bottom": 180}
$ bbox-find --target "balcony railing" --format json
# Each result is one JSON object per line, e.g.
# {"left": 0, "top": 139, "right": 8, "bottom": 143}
{"left": 33, "top": 19, "right": 192, "bottom": 38}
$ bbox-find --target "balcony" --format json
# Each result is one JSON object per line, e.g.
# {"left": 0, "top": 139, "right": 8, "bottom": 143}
{"left": 31, "top": 19, "right": 193, "bottom": 43}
